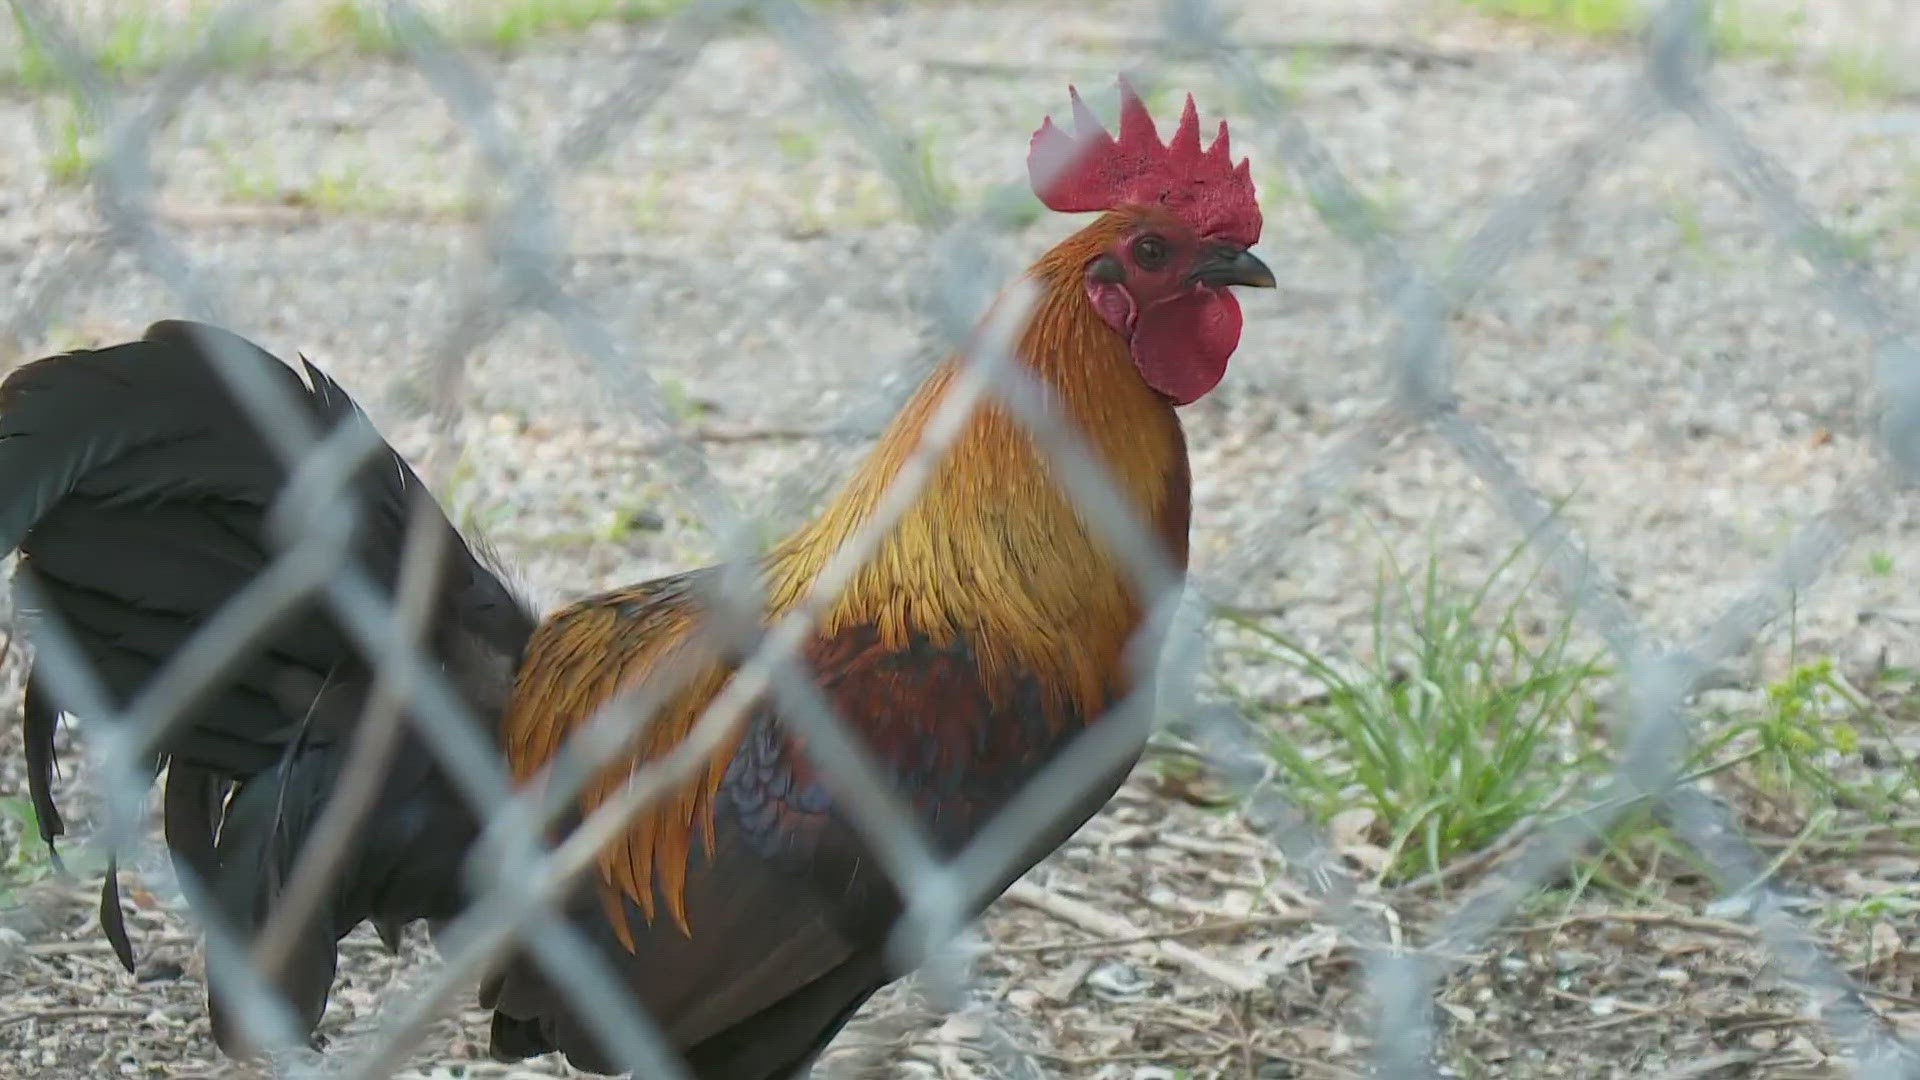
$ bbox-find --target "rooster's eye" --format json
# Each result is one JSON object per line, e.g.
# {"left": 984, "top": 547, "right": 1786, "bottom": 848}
{"left": 1131, "top": 234, "right": 1169, "bottom": 271}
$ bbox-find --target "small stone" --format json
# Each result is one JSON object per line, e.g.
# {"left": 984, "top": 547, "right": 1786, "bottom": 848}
{"left": 1705, "top": 894, "right": 1756, "bottom": 919}
{"left": 1553, "top": 950, "right": 1595, "bottom": 972}
{"left": 1086, "top": 961, "right": 1153, "bottom": 1000}
{"left": 935, "top": 1013, "right": 985, "bottom": 1042}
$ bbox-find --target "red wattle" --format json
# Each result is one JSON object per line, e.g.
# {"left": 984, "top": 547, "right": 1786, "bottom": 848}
{"left": 1129, "top": 289, "right": 1242, "bottom": 406}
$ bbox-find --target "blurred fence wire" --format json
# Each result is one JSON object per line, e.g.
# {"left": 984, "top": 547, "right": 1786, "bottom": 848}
{"left": 3, "top": 0, "right": 1919, "bottom": 1076}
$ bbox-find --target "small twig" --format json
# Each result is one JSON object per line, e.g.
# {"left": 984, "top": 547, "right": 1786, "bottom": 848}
{"left": 1207, "top": 601, "right": 1296, "bottom": 620}
{"left": 1152, "top": 829, "right": 1270, "bottom": 861}
{"left": 1521, "top": 909, "right": 1760, "bottom": 940}
{"left": 997, "top": 910, "right": 1317, "bottom": 956}
{"left": 1035, "top": 1045, "right": 1237, "bottom": 1069}
{"left": 1655, "top": 1050, "right": 1762, "bottom": 1079}
{"left": 0, "top": 1007, "right": 145, "bottom": 1028}
{"left": 1224, "top": 1002, "right": 1257, "bottom": 1080}
{"left": 678, "top": 425, "right": 872, "bottom": 444}
{"left": 1062, "top": 35, "right": 1481, "bottom": 68}
{"left": 26, "top": 936, "right": 193, "bottom": 958}
{"left": 1842, "top": 981, "right": 1920, "bottom": 1009}
{"left": 154, "top": 200, "right": 475, "bottom": 229}
{"left": 1531, "top": 1012, "right": 1659, "bottom": 1038}
{"left": 1712, "top": 1013, "right": 1818, "bottom": 1037}
{"left": 1749, "top": 839, "right": 1916, "bottom": 858}
{"left": 597, "top": 425, "right": 879, "bottom": 457}
{"left": 1544, "top": 986, "right": 1663, "bottom": 1014}
{"left": 1245, "top": 1046, "right": 1366, "bottom": 1080}
{"left": 1804, "top": 816, "right": 1920, "bottom": 840}
{"left": 1003, "top": 881, "right": 1268, "bottom": 994}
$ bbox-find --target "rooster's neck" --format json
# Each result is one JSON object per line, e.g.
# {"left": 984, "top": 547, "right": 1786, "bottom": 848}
{"left": 767, "top": 224, "right": 1191, "bottom": 715}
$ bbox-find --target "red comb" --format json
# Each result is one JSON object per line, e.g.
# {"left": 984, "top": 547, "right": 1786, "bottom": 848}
{"left": 1028, "top": 75, "right": 1261, "bottom": 248}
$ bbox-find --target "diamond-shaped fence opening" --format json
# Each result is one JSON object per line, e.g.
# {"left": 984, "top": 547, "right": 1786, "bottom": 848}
{"left": 0, "top": 0, "right": 1916, "bottom": 1076}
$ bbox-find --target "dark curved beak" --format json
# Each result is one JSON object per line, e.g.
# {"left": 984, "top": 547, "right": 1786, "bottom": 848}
{"left": 1189, "top": 244, "right": 1276, "bottom": 290}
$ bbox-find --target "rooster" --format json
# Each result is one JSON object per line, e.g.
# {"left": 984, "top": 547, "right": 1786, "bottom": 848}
{"left": 1, "top": 77, "right": 1271, "bottom": 1077}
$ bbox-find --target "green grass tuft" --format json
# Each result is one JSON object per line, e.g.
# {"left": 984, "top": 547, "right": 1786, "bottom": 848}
{"left": 1550, "top": 615, "right": 1919, "bottom": 906}
{"left": 1458, "top": 0, "right": 1642, "bottom": 39}
{"left": 42, "top": 106, "right": 99, "bottom": 186}
{"left": 3, "top": 0, "right": 694, "bottom": 87}
{"left": 1222, "top": 544, "right": 1608, "bottom": 884}
{"left": 1822, "top": 48, "right": 1905, "bottom": 105}
{"left": 8, "top": 1, "right": 276, "bottom": 87}
{"left": 0, "top": 797, "right": 55, "bottom": 908}
{"left": 1694, "top": 650, "right": 1918, "bottom": 816}
{"left": 1460, "top": 0, "right": 1911, "bottom": 104}
{"left": 1219, "top": 525, "right": 1920, "bottom": 900}
{"left": 315, "top": 0, "right": 690, "bottom": 57}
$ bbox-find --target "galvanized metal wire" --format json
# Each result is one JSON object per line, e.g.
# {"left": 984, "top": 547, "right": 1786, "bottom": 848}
{"left": 3, "top": 0, "right": 1917, "bottom": 1076}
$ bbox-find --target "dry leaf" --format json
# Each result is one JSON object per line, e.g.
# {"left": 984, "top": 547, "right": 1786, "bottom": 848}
{"left": 1328, "top": 807, "right": 1378, "bottom": 848}
{"left": 1872, "top": 922, "right": 1902, "bottom": 957}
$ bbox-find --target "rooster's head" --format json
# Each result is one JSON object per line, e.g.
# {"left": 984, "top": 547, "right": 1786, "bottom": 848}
{"left": 1028, "top": 76, "right": 1273, "bottom": 405}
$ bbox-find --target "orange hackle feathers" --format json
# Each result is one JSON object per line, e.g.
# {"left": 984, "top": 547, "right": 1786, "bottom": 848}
{"left": 498, "top": 213, "right": 1195, "bottom": 949}
{"left": 501, "top": 575, "right": 738, "bottom": 946}
{"left": 771, "top": 219, "right": 1191, "bottom": 660}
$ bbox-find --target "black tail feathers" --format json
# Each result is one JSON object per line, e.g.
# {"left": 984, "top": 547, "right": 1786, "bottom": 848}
{"left": 1, "top": 320, "right": 535, "bottom": 1053}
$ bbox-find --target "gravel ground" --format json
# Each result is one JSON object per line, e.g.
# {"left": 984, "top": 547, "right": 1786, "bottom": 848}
{"left": 2, "top": 1, "right": 1919, "bottom": 1077}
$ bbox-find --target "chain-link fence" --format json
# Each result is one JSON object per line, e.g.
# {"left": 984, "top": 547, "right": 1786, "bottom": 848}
{"left": 1, "top": 0, "right": 1917, "bottom": 1075}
